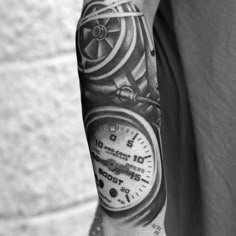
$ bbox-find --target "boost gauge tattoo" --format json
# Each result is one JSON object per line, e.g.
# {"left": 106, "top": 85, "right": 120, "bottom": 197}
{"left": 85, "top": 107, "right": 162, "bottom": 216}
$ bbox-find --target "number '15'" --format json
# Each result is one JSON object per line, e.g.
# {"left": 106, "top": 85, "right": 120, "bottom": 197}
{"left": 130, "top": 172, "right": 141, "bottom": 181}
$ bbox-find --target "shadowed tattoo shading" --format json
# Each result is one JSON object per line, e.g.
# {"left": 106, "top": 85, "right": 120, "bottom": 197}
{"left": 76, "top": 0, "right": 167, "bottom": 231}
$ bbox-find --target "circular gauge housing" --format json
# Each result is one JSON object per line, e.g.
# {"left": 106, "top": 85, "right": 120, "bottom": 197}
{"left": 85, "top": 107, "right": 162, "bottom": 213}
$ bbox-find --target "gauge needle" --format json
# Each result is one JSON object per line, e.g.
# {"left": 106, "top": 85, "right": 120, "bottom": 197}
{"left": 92, "top": 152, "right": 108, "bottom": 166}
{"left": 107, "top": 159, "right": 133, "bottom": 176}
{"left": 91, "top": 152, "right": 132, "bottom": 176}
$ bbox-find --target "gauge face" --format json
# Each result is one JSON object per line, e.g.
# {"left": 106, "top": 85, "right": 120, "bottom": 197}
{"left": 85, "top": 107, "right": 161, "bottom": 211}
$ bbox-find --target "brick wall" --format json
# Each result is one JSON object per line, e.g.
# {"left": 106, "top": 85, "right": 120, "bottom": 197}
{"left": 0, "top": 0, "right": 97, "bottom": 235}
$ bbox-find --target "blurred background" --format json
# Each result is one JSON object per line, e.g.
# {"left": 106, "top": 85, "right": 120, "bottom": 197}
{"left": 0, "top": 0, "right": 97, "bottom": 235}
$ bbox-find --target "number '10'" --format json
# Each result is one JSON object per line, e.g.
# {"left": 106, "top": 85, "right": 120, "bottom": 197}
{"left": 134, "top": 155, "right": 144, "bottom": 164}
{"left": 95, "top": 140, "right": 103, "bottom": 149}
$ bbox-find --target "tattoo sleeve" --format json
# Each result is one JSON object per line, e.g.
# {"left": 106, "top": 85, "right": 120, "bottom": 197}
{"left": 76, "top": 0, "right": 167, "bottom": 235}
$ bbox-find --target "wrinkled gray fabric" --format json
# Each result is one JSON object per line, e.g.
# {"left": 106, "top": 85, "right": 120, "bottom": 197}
{"left": 154, "top": 0, "right": 236, "bottom": 235}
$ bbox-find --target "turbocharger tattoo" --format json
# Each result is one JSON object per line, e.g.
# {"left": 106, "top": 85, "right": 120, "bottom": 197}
{"left": 76, "top": 0, "right": 160, "bottom": 125}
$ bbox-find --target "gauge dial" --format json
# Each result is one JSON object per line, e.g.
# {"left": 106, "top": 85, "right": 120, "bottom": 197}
{"left": 85, "top": 107, "right": 162, "bottom": 212}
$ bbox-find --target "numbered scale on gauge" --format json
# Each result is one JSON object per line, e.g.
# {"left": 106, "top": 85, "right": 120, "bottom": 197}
{"left": 85, "top": 107, "right": 162, "bottom": 213}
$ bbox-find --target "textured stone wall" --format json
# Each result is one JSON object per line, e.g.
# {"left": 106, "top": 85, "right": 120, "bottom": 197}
{"left": 0, "top": 0, "right": 97, "bottom": 235}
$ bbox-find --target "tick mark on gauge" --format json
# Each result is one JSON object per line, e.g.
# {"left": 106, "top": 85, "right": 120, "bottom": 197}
{"left": 144, "top": 155, "right": 151, "bottom": 159}
{"left": 141, "top": 141, "right": 144, "bottom": 144}
{"left": 142, "top": 185, "right": 147, "bottom": 188}
{"left": 136, "top": 192, "right": 140, "bottom": 196}
{"left": 141, "top": 179, "right": 150, "bottom": 184}
{"left": 138, "top": 138, "right": 142, "bottom": 141}
{"left": 126, "top": 129, "right": 130, "bottom": 133}
{"left": 132, "top": 133, "right": 139, "bottom": 141}
{"left": 132, "top": 195, "right": 135, "bottom": 199}
{"left": 145, "top": 150, "right": 149, "bottom": 153}
{"left": 139, "top": 189, "right": 143, "bottom": 192}
{"left": 125, "top": 194, "right": 130, "bottom": 203}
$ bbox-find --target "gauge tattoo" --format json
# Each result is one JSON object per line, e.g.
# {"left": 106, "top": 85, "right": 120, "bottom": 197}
{"left": 76, "top": 0, "right": 167, "bottom": 232}
{"left": 85, "top": 107, "right": 162, "bottom": 214}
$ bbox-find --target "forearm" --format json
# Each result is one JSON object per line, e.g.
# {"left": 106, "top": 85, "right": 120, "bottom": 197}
{"left": 76, "top": 0, "right": 166, "bottom": 235}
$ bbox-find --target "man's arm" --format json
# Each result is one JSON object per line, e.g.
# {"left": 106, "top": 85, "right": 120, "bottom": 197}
{"left": 76, "top": 0, "right": 166, "bottom": 235}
